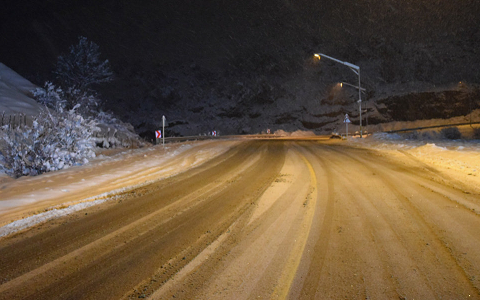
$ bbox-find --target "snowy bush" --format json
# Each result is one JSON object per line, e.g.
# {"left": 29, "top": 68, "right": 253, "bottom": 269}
{"left": 54, "top": 36, "right": 113, "bottom": 90}
{"left": 1, "top": 107, "right": 98, "bottom": 178}
{"left": 33, "top": 82, "right": 66, "bottom": 111}
{"left": 93, "top": 111, "right": 142, "bottom": 148}
{"left": 440, "top": 127, "right": 462, "bottom": 140}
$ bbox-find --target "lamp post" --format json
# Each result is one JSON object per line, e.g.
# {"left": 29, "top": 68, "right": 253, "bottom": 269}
{"left": 314, "top": 53, "right": 363, "bottom": 137}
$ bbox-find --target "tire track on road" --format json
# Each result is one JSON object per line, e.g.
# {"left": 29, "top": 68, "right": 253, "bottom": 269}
{"left": 128, "top": 141, "right": 286, "bottom": 300}
{"left": 0, "top": 141, "right": 256, "bottom": 280}
{"left": 0, "top": 147, "right": 264, "bottom": 297}
{"left": 268, "top": 148, "right": 318, "bottom": 300}
{"left": 151, "top": 143, "right": 314, "bottom": 300}
{"left": 0, "top": 141, "right": 285, "bottom": 299}
{"left": 314, "top": 145, "right": 433, "bottom": 298}
{"left": 319, "top": 143, "right": 480, "bottom": 298}
{"left": 291, "top": 142, "right": 336, "bottom": 298}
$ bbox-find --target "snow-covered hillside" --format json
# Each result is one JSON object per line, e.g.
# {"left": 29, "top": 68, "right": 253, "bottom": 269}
{"left": 0, "top": 63, "right": 44, "bottom": 117}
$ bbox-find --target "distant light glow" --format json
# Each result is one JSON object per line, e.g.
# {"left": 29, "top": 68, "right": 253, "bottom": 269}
{"left": 314, "top": 53, "right": 320, "bottom": 59}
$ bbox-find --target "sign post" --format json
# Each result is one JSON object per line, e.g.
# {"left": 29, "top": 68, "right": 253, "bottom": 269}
{"left": 344, "top": 114, "right": 351, "bottom": 138}
{"left": 162, "top": 115, "right": 166, "bottom": 146}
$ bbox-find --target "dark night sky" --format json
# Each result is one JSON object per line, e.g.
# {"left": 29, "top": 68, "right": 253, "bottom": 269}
{"left": 2, "top": 0, "right": 479, "bottom": 80}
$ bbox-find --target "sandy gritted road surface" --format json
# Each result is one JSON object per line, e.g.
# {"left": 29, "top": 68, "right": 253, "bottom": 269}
{"left": 1, "top": 138, "right": 480, "bottom": 299}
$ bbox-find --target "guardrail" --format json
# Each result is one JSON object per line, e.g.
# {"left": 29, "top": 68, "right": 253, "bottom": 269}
{"left": 155, "top": 134, "right": 326, "bottom": 144}
{"left": 385, "top": 121, "right": 480, "bottom": 133}
{"left": 156, "top": 135, "right": 232, "bottom": 144}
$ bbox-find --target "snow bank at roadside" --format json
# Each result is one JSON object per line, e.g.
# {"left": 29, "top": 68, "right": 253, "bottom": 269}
{"left": 0, "top": 199, "right": 107, "bottom": 237}
{"left": 351, "top": 132, "right": 480, "bottom": 151}
{"left": 274, "top": 130, "right": 316, "bottom": 137}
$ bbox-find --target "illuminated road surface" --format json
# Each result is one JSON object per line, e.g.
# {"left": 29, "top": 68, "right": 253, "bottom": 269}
{"left": 1, "top": 139, "right": 479, "bottom": 299}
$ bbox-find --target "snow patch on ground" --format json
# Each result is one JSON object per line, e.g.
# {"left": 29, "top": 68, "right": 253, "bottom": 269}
{"left": 348, "top": 133, "right": 480, "bottom": 194}
{"left": 274, "top": 130, "right": 316, "bottom": 137}
{"left": 350, "top": 132, "right": 480, "bottom": 151}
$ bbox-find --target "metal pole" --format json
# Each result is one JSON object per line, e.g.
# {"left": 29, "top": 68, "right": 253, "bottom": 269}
{"left": 341, "top": 81, "right": 366, "bottom": 91}
{"left": 358, "top": 68, "right": 362, "bottom": 138}
{"left": 162, "top": 115, "right": 165, "bottom": 146}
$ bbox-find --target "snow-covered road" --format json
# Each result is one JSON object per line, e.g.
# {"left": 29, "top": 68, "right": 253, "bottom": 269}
{"left": 1, "top": 138, "right": 480, "bottom": 299}
{"left": 1, "top": 134, "right": 479, "bottom": 239}
{"left": 0, "top": 140, "right": 239, "bottom": 235}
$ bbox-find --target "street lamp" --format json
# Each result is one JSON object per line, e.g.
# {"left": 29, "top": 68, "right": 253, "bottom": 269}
{"left": 341, "top": 81, "right": 366, "bottom": 93}
{"left": 314, "top": 52, "right": 363, "bottom": 137}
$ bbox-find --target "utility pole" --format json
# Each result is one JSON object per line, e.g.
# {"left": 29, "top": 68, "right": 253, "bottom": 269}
{"left": 162, "top": 115, "right": 166, "bottom": 146}
{"left": 315, "top": 52, "right": 363, "bottom": 137}
{"left": 358, "top": 68, "right": 362, "bottom": 137}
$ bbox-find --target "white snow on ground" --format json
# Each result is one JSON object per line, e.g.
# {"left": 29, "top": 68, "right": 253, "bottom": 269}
{"left": 351, "top": 132, "right": 480, "bottom": 151}
{"left": 0, "top": 199, "right": 108, "bottom": 237}
{"left": 0, "top": 140, "right": 237, "bottom": 237}
{"left": 348, "top": 133, "right": 480, "bottom": 194}
{"left": 274, "top": 129, "right": 316, "bottom": 137}
{"left": 0, "top": 63, "right": 44, "bottom": 116}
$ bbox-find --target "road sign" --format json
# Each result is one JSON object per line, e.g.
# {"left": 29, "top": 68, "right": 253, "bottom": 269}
{"left": 344, "top": 114, "right": 350, "bottom": 139}
{"left": 155, "top": 130, "right": 161, "bottom": 139}
{"left": 212, "top": 130, "right": 217, "bottom": 137}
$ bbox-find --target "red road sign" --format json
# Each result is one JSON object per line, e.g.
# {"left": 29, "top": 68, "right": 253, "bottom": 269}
{"left": 155, "top": 130, "right": 162, "bottom": 138}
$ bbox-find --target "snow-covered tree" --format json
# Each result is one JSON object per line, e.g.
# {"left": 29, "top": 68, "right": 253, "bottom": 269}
{"left": 54, "top": 36, "right": 113, "bottom": 91}
{"left": 63, "top": 87, "right": 100, "bottom": 117}
{"left": 35, "top": 80, "right": 103, "bottom": 119}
